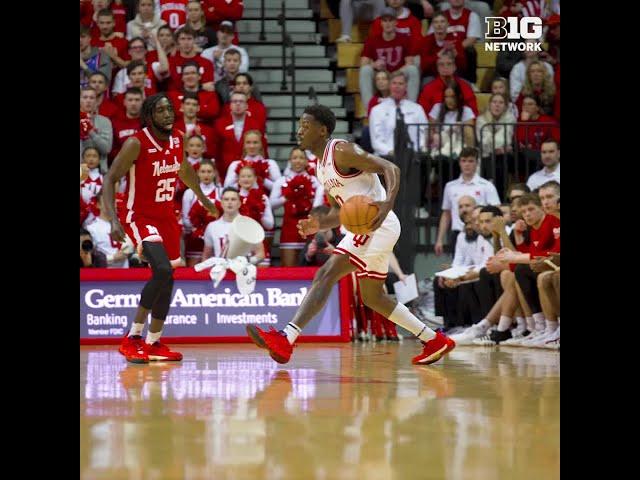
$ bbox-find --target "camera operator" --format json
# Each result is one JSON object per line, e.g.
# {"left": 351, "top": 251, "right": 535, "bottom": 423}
{"left": 80, "top": 228, "right": 107, "bottom": 268}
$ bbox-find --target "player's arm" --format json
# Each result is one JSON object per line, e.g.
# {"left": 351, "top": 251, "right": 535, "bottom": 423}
{"left": 297, "top": 195, "right": 341, "bottom": 237}
{"left": 334, "top": 142, "right": 401, "bottom": 231}
{"left": 103, "top": 136, "right": 141, "bottom": 241}
{"left": 179, "top": 148, "right": 220, "bottom": 219}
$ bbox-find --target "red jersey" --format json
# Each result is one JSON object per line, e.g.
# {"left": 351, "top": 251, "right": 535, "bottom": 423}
{"left": 221, "top": 97, "right": 267, "bottom": 131}
{"left": 369, "top": 8, "right": 422, "bottom": 43}
{"left": 125, "top": 127, "right": 184, "bottom": 221}
{"left": 159, "top": 0, "right": 188, "bottom": 30}
{"left": 166, "top": 54, "right": 215, "bottom": 91}
{"left": 91, "top": 36, "right": 130, "bottom": 63}
{"left": 418, "top": 76, "right": 479, "bottom": 116}
{"left": 415, "top": 33, "right": 467, "bottom": 77}
{"left": 444, "top": 8, "right": 473, "bottom": 41}
{"left": 361, "top": 33, "right": 413, "bottom": 73}
{"left": 110, "top": 115, "right": 143, "bottom": 162}
{"left": 516, "top": 115, "right": 560, "bottom": 150}
{"left": 167, "top": 90, "right": 221, "bottom": 122}
{"left": 516, "top": 214, "right": 561, "bottom": 257}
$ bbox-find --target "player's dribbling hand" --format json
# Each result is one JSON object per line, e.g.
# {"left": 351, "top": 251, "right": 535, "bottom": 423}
{"left": 368, "top": 200, "right": 391, "bottom": 231}
{"left": 297, "top": 216, "right": 320, "bottom": 237}
{"left": 110, "top": 219, "right": 126, "bottom": 243}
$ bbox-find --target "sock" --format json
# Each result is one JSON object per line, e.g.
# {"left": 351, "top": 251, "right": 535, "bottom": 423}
{"left": 526, "top": 316, "right": 535, "bottom": 331}
{"left": 389, "top": 303, "right": 435, "bottom": 342}
{"left": 557, "top": 316, "right": 560, "bottom": 324}
{"left": 546, "top": 320, "right": 559, "bottom": 332}
{"left": 282, "top": 322, "right": 302, "bottom": 345}
{"left": 497, "top": 316, "right": 513, "bottom": 332}
{"left": 516, "top": 317, "right": 525, "bottom": 329}
{"left": 476, "top": 319, "right": 491, "bottom": 332}
{"left": 532, "top": 312, "right": 546, "bottom": 332}
{"left": 128, "top": 323, "right": 144, "bottom": 337}
{"left": 146, "top": 329, "right": 163, "bottom": 345}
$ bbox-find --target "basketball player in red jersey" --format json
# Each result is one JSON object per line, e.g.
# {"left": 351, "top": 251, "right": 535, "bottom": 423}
{"left": 246, "top": 105, "right": 455, "bottom": 366}
{"left": 103, "top": 93, "right": 219, "bottom": 364}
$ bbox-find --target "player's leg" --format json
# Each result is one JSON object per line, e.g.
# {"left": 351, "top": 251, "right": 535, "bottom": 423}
{"left": 357, "top": 277, "right": 455, "bottom": 365}
{"left": 280, "top": 248, "right": 300, "bottom": 267}
{"left": 246, "top": 253, "right": 357, "bottom": 363}
{"left": 514, "top": 264, "right": 556, "bottom": 346}
{"left": 537, "top": 271, "right": 560, "bottom": 347}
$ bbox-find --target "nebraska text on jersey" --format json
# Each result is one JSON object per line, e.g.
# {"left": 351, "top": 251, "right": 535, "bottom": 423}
{"left": 153, "top": 159, "right": 181, "bottom": 176}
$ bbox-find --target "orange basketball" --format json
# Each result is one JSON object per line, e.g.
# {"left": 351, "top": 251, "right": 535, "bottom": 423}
{"left": 339, "top": 195, "right": 379, "bottom": 235}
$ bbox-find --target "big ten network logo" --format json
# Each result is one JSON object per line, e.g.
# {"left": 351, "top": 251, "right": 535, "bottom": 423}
{"left": 484, "top": 17, "right": 543, "bottom": 51}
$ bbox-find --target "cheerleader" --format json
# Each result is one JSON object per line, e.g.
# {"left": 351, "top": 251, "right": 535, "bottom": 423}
{"left": 80, "top": 146, "right": 103, "bottom": 205}
{"left": 270, "top": 147, "right": 325, "bottom": 266}
{"left": 237, "top": 164, "right": 274, "bottom": 266}
{"left": 181, "top": 159, "right": 223, "bottom": 267}
{"left": 283, "top": 149, "right": 318, "bottom": 177}
{"left": 175, "top": 134, "right": 207, "bottom": 211}
{"left": 223, "top": 130, "right": 281, "bottom": 191}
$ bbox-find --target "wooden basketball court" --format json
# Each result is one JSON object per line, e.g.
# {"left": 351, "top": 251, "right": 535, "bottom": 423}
{"left": 80, "top": 342, "right": 559, "bottom": 479}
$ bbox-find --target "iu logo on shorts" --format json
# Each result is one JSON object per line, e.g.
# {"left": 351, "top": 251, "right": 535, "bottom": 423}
{"left": 353, "top": 235, "right": 370, "bottom": 247}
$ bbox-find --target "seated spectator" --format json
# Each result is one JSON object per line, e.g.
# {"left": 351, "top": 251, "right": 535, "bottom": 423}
{"left": 112, "top": 38, "right": 160, "bottom": 96}
{"left": 113, "top": 61, "right": 158, "bottom": 105}
{"left": 215, "top": 48, "right": 256, "bottom": 105}
{"left": 81, "top": 146, "right": 103, "bottom": 205}
{"left": 158, "top": 0, "right": 188, "bottom": 30}
{"left": 475, "top": 92, "right": 516, "bottom": 196}
{"left": 202, "top": 0, "right": 244, "bottom": 44}
{"left": 224, "top": 130, "right": 281, "bottom": 191}
{"left": 237, "top": 166, "right": 274, "bottom": 266}
{"left": 126, "top": 0, "right": 166, "bottom": 50}
{"left": 367, "top": 70, "right": 391, "bottom": 117}
{"left": 415, "top": 12, "right": 468, "bottom": 83}
{"left": 81, "top": 24, "right": 113, "bottom": 88}
{"left": 515, "top": 59, "right": 556, "bottom": 117}
{"left": 359, "top": 7, "right": 420, "bottom": 106}
{"left": 167, "top": 61, "right": 221, "bottom": 122}
{"left": 490, "top": 77, "right": 518, "bottom": 118}
{"left": 335, "top": 0, "right": 386, "bottom": 43}
{"left": 110, "top": 87, "right": 144, "bottom": 164}
{"left": 428, "top": 81, "right": 476, "bottom": 162}
{"left": 369, "top": 71, "right": 428, "bottom": 157}
{"left": 80, "top": 228, "right": 108, "bottom": 268}
{"left": 202, "top": 187, "right": 264, "bottom": 263}
{"left": 84, "top": 1, "right": 127, "bottom": 38}
{"left": 526, "top": 139, "right": 560, "bottom": 191}
{"left": 418, "top": 52, "right": 478, "bottom": 119}
{"left": 516, "top": 94, "right": 560, "bottom": 163}
{"left": 174, "top": 93, "right": 217, "bottom": 155}
{"left": 434, "top": 147, "right": 501, "bottom": 255}
{"left": 182, "top": 0, "right": 217, "bottom": 50}
{"left": 369, "top": 0, "right": 423, "bottom": 43}
{"left": 156, "top": 26, "right": 215, "bottom": 92}
{"left": 91, "top": 8, "right": 130, "bottom": 70}
{"left": 270, "top": 148, "right": 325, "bottom": 266}
{"left": 182, "top": 159, "right": 222, "bottom": 267}
{"left": 145, "top": 24, "right": 177, "bottom": 64}
{"left": 88, "top": 71, "right": 121, "bottom": 121}
{"left": 201, "top": 21, "right": 250, "bottom": 80}
{"left": 80, "top": 87, "right": 113, "bottom": 173}
{"left": 510, "top": 48, "right": 554, "bottom": 105}
{"left": 220, "top": 73, "right": 266, "bottom": 131}
{"left": 86, "top": 191, "right": 134, "bottom": 268}
{"left": 214, "top": 92, "right": 268, "bottom": 181}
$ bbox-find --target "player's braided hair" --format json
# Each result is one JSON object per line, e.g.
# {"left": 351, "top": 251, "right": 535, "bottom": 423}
{"left": 303, "top": 104, "right": 336, "bottom": 135}
{"left": 141, "top": 93, "right": 173, "bottom": 128}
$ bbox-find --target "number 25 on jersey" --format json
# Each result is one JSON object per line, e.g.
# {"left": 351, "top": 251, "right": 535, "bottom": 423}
{"left": 155, "top": 178, "right": 176, "bottom": 202}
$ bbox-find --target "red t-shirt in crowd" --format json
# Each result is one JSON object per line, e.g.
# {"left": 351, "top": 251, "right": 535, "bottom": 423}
{"left": 221, "top": 97, "right": 267, "bottom": 132}
{"left": 109, "top": 115, "right": 143, "bottom": 163}
{"left": 443, "top": 7, "right": 473, "bottom": 41}
{"left": 361, "top": 33, "right": 413, "bottom": 73}
{"left": 98, "top": 98, "right": 122, "bottom": 122}
{"left": 414, "top": 33, "right": 467, "bottom": 77}
{"left": 159, "top": 0, "right": 188, "bottom": 30}
{"left": 369, "top": 8, "right": 423, "bottom": 43}
{"left": 174, "top": 119, "right": 217, "bottom": 158}
{"left": 167, "top": 90, "right": 221, "bottom": 123}
{"left": 166, "top": 54, "right": 215, "bottom": 91}
{"left": 91, "top": 36, "right": 130, "bottom": 63}
{"left": 516, "top": 214, "right": 561, "bottom": 257}
{"left": 82, "top": 2, "right": 126, "bottom": 36}
{"left": 418, "top": 76, "right": 478, "bottom": 116}
{"left": 202, "top": 0, "right": 243, "bottom": 43}
{"left": 516, "top": 115, "right": 560, "bottom": 150}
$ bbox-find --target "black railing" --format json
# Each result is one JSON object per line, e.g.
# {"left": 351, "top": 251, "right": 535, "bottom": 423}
{"left": 277, "top": 1, "right": 287, "bottom": 91}
{"left": 259, "top": 0, "right": 266, "bottom": 41}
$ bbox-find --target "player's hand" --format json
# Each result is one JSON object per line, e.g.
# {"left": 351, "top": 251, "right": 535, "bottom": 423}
{"left": 368, "top": 200, "right": 391, "bottom": 231}
{"left": 110, "top": 218, "right": 126, "bottom": 242}
{"left": 398, "top": 272, "right": 408, "bottom": 284}
{"left": 201, "top": 197, "right": 220, "bottom": 219}
{"left": 530, "top": 256, "right": 548, "bottom": 273}
{"left": 485, "top": 256, "right": 507, "bottom": 274}
{"left": 113, "top": 250, "right": 127, "bottom": 262}
{"left": 434, "top": 241, "right": 444, "bottom": 256}
{"left": 297, "top": 216, "right": 320, "bottom": 237}
{"left": 444, "top": 278, "right": 459, "bottom": 288}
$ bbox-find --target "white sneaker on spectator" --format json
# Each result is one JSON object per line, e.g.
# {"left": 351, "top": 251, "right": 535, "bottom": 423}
{"left": 450, "top": 324, "right": 486, "bottom": 345}
{"left": 541, "top": 328, "right": 560, "bottom": 349}
{"left": 500, "top": 330, "right": 529, "bottom": 346}
{"left": 336, "top": 35, "right": 352, "bottom": 43}
{"left": 544, "top": 339, "right": 560, "bottom": 350}
{"left": 520, "top": 329, "right": 550, "bottom": 347}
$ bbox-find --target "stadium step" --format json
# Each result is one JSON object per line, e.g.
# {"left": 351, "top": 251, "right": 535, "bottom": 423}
{"left": 240, "top": 32, "right": 322, "bottom": 44}
{"left": 237, "top": 19, "right": 317, "bottom": 34}
{"left": 267, "top": 119, "right": 349, "bottom": 134}
{"left": 244, "top": 0, "right": 309, "bottom": 8}
{"left": 258, "top": 82, "right": 338, "bottom": 93}
{"left": 262, "top": 94, "right": 343, "bottom": 109}
{"left": 251, "top": 69, "right": 333, "bottom": 83}
{"left": 243, "top": 8, "right": 313, "bottom": 19}
{"left": 267, "top": 107, "right": 346, "bottom": 118}
{"left": 250, "top": 57, "right": 331, "bottom": 68}
{"left": 245, "top": 45, "right": 327, "bottom": 58}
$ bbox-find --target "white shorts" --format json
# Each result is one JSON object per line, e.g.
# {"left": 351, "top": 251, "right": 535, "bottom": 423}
{"left": 333, "top": 210, "right": 401, "bottom": 280}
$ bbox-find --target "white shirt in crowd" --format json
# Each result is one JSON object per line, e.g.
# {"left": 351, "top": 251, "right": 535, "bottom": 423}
{"left": 223, "top": 156, "right": 282, "bottom": 191}
{"left": 269, "top": 173, "right": 325, "bottom": 210}
{"left": 452, "top": 231, "right": 495, "bottom": 271}
{"left": 86, "top": 217, "right": 133, "bottom": 268}
{"left": 203, "top": 217, "right": 233, "bottom": 258}
{"left": 428, "top": 103, "right": 476, "bottom": 157}
{"left": 526, "top": 164, "right": 560, "bottom": 191}
{"left": 442, "top": 174, "right": 501, "bottom": 232}
{"left": 427, "top": 7, "right": 482, "bottom": 39}
{"left": 509, "top": 59, "right": 555, "bottom": 101}
{"left": 369, "top": 98, "right": 428, "bottom": 156}
{"left": 200, "top": 44, "right": 250, "bottom": 80}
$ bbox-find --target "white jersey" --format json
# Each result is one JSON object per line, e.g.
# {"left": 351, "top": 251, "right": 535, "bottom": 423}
{"left": 203, "top": 217, "right": 233, "bottom": 258}
{"left": 86, "top": 217, "right": 131, "bottom": 268}
{"left": 316, "top": 138, "right": 386, "bottom": 205}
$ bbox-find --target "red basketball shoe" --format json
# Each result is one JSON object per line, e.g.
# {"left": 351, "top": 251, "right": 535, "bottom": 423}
{"left": 412, "top": 331, "right": 456, "bottom": 365}
{"left": 143, "top": 341, "right": 183, "bottom": 361}
{"left": 246, "top": 325, "right": 294, "bottom": 364}
{"left": 119, "top": 333, "right": 144, "bottom": 357}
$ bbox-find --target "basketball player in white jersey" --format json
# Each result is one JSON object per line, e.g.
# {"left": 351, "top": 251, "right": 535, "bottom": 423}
{"left": 246, "top": 105, "right": 455, "bottom": 365}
